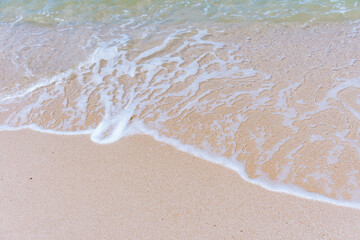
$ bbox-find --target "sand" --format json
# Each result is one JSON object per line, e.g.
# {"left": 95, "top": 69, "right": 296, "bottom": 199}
{"left": 3, "top": 22, "right": 360, "bottom": 203}
{"left": 0, "top": 129, "right": 360, "bottom": 239}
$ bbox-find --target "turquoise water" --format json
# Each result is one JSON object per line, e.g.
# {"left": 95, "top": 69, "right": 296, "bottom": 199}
{"left": 1, "top": 0, "right": 360, "bottom": 25}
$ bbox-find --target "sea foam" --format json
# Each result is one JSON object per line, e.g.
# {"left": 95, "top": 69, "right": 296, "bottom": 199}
{"left": 2, "top": 21, "right": 360, "bottom": 208}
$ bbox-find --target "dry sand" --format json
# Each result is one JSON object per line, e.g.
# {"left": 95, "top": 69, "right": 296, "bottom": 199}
{"left": 1, "top": 129, "right": 360, "bottom": 239}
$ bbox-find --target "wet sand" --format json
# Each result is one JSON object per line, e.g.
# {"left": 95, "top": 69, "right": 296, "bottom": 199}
{"left": 3, "top": 23, "right": 360, "bottom": 202}
{"left": 1, "top": 129, "right": 360, "bottom": 239}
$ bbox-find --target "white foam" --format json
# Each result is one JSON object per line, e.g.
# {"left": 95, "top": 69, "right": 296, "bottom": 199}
{"left": 2, "top": 24, "right": 360, "bottom": 209}
{"left": 91, "top": 105, "right": 135, "bottom": 144}
{"left": 125, "top": 122, "right": 360, "bottom": 209}
{"left": 310, "top": 134, "right": 326, "bottom": 143}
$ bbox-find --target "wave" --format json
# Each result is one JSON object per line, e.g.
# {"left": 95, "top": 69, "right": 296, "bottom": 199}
{"left": 2, "top": 21, "right": 360, "bottom": 207}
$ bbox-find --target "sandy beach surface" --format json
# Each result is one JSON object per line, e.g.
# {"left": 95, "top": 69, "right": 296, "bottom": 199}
{"left": 1, "top": 129, "right": 360, "bottom": 239}
{"left": 3, "top": 1, "right": 360, "bottom": 239}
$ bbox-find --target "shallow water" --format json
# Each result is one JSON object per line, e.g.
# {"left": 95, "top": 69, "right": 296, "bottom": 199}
{"left": 2, "top": 0, "right": 360, "bottom": 24}
{"left": 2, "top": 0, "right": 360, "bottom": 207}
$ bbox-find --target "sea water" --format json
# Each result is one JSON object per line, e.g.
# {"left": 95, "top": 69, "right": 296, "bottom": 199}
{"left": 2, "top": 0, "right": 360, "bottom": 208}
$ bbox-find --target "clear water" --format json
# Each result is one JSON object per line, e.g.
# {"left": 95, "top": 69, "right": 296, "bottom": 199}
{"left": 2, "top": 0, "right": 360, "bottom": 208}
{"left": 1, "top": 0, "right": 360, "bottom": 24}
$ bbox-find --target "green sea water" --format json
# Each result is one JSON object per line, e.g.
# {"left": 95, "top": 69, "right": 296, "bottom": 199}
{"left": 1, "top": 0, "right": 360, "bottom": 25}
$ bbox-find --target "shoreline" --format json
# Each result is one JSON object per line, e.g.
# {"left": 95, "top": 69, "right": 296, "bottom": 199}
{"left": 1, "top": 129, "right": 360, "bottom": 239}
{"left": 3, "top": 123, "right": 360, "bottom": 209}
{"left": 2, "top": 21, "right": 360, "bottom": 205}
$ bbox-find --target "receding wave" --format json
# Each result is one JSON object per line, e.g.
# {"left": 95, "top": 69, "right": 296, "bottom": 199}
{"left": 2, "top": 20, "right": 360, "bottom": 208}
